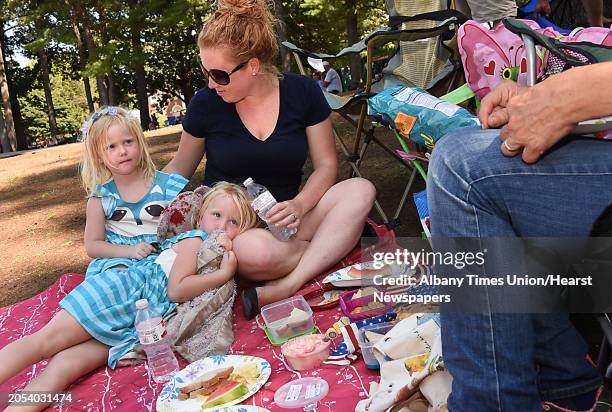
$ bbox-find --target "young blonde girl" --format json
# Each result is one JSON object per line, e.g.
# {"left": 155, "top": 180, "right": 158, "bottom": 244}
{"left": 0, "top": 183, "right": 256, "bottom": 410}
{"left": 0, "top": 107, "right": 188, "bottom": 412}
{"left": 81, "top": 106, "right": 188, "bottom": 277}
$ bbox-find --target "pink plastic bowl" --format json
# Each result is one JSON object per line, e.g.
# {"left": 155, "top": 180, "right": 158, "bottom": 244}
{"left": 281, "top": 334, "right": 330, "bottom": 371}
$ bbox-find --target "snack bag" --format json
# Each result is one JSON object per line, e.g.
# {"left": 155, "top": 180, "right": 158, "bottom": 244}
{"left": 368, "top": 86, "right": 479, "bottom": 150}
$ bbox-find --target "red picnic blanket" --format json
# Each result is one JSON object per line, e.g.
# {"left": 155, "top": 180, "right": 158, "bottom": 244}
{"left": 0, "top": 224, "right": 394, "bottom": 411}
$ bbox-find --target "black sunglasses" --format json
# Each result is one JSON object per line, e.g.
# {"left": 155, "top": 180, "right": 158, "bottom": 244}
{"left": 199, "top": 60, "right": 248, "bottom": 86}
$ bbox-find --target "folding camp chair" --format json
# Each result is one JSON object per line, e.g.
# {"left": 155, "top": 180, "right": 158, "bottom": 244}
{"left": 283, "top": 2, "right": 469, "bottom": 229}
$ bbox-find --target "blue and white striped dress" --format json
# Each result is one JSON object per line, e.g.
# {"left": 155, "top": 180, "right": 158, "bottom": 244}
{"left": 86, "top": 171, "right": 188, "bottom": 277}
{"left": 61, "top": 229, "right": 209, "bottom": 368}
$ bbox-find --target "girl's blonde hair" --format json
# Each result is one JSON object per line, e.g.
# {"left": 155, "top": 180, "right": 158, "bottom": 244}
{"left": 197, "top": 0, "right": 279, "bottom": 76}
{"left": 80, "top": 106, "right": 156, "bottom": 195}
{"left": 192, "top": 182, "right": 257, "bottom": 234}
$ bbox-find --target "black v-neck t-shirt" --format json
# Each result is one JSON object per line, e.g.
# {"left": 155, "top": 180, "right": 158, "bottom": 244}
{"left": 182, "top": 73, "right": 332, "bottom": 201}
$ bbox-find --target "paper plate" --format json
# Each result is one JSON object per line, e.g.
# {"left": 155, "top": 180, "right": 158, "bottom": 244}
{"left": 324, "top": 261, "right": 414, "bottom": 287}
{"left": 156, "top": 355, "right": 271, "bottom": 412}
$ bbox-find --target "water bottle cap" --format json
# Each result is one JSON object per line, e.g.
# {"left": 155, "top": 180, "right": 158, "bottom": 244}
{"left": 243, "top": 177, "right": 253, "bottom": 186}
{"left": 135, "top": 299, "right": 149, "bottom": 309}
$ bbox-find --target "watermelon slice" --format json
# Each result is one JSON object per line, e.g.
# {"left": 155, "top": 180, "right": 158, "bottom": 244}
{"left": 202, "top": 380, "right": 248, "bottom": 408}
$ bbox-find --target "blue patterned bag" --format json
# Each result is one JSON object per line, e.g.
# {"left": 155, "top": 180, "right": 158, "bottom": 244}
{"left": 368, "top": 86, "right": 479, "bottom": 150}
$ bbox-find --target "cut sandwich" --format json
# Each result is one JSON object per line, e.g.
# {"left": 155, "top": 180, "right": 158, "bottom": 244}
{"left": 179, "top": 366, "right": 234, "bottom": 394}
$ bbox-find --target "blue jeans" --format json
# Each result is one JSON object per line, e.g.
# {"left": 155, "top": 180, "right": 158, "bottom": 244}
{"left": 427, "top": 127, "right": 610, "bottom": 411}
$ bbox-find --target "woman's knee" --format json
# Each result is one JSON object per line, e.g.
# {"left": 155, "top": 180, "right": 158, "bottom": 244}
{"left": 339, "top": 178, "right": 377, "bottom": 213}
{"left": 233, "top": 231, "right": 276, "bottom": 272}
{"left": 354, "top": 177, "right": 377, "bottom": 205}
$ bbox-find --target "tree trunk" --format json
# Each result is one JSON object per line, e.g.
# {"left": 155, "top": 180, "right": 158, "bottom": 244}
{"left": 345, "top": 1, "right": 361, "bottom": 90}
{"left": 0, "top": 106, "right": 9, "bottom": 153}
{"left": 72, "top": 2, "right": 105, "bottom": 108}
{"left": 126, "top": 0, "right": 149, "bottom": 129}
{"left": 38, "top": 50, "right": 58, "bottom": 140}
{"left": 83, "top": 79, "right": 94, "bottom": 112}
{"left": 132, "top": 36, "right": 149, "bottom": 129}
{"left": 273, "top": 0, "right": 291, "bottom": 72}
{"left": 7, "top": 79, "right": 27, "bottom": 150}
{"left": 134, "top": 63, "right": 149, "bottom": 130}
{"left": 179, "top": 82, "right": 194, "bottom": 106}
{"left": 107, "top": 73, "right": 117, "bottom": 105}
{"left": 97, "top": 5, "right": 115, "bottom": 106}
{"left": 82, "top": 25, "right": 108, "bottom": 106}
{"left": 0, "top": 32, "right": 16, "bottom": 151}
{"left": 70, "top": 17, "right": 95, "bottom": 112}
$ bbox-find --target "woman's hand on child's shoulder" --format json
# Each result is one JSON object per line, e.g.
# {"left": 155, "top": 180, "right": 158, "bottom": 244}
{"left": 126, "top": 242, "right": 157, "bottom": 259}
{"left": 220, "top": 251, "right": 237, "bottom": 279}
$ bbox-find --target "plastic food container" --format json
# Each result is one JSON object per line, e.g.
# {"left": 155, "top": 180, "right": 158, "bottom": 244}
{"left": 281, "top": 334, "right": 330, "bottom": 371}
{"left": 261, "top": 296, "right": 315, "bottom": 345}
{"left": 358, "top": 321, "right": 398, "bottom": 369}
{"left": 339, "top": 287, "right": 394, "bottom": 322}
{"left": 274, "top": 377, "right": 329, "bottom": 410}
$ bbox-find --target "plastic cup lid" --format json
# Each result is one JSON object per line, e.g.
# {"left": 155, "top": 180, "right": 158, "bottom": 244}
{"left": 274, "top": 377, "right": 329, "bottom": 409}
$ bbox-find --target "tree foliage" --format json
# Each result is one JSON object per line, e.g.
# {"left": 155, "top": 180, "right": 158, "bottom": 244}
{"left": 19, "top": 64, "right": 89, "bottom": 138}
{"left": 0, "top": 0, "right": 388, "bottom": 150}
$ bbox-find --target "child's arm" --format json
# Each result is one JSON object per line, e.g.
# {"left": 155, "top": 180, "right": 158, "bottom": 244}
{"left": 166, "top": 237, "right": 236, "bottom": 303}
{"left": 84, "top": 197, "right": 156, "bottom": 259}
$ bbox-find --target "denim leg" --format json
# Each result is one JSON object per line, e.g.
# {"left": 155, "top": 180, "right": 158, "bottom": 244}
{"left": 428, "top": 127, "right": 611, "bottom": 411}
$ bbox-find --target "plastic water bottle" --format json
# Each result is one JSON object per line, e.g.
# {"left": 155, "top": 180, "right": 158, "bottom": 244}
{"left": 243, "top": 177, "right": 297, "bottom": 241}
{"left": 134, "top": 299, "right": 179, "bottom": 383}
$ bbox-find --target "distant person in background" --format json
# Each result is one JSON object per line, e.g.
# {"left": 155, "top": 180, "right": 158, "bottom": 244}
{"left": 455, "top": 0, "right": 517, "bottom": 25}
{"left": 456, "top": 0, "right": 608, "bottom": 27}
{"left": 149, "top": 113, "right": 159, "bottom": 130}
{"left": 312, "top": 72, "right": 325, "bottom": 90}
{"left": 581, "top": 0, "right": 605, "bottom": 26}
{"left": 322, "top": 61, "right": 342, "bottom": 94}
{"left": 516, "top": 0, "right": 607, "bottom": 26}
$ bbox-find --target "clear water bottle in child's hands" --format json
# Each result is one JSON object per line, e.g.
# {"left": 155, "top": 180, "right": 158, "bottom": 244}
{"left": 243, "top": 177, "right": 297, "bottom": 241}
{"left": 135, "top": 299, "right": 179, "bottom": 383}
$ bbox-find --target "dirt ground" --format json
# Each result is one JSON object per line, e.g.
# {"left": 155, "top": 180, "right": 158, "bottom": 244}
{"left": 0, "top": 117, "right": 423, "bottom": 307}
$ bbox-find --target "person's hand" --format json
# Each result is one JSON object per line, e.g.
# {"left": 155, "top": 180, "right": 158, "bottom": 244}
{"left": 219, "top": 251, "right": 237, "bottom": 278}
{"left": 217, "top": 232, "right": 232, "bottom": 251}
{"left": 126, "top": 242, "right": 156, "bottom": 259}
{"left": 266, "top": 199, "right": 304, "bottom": 230}
{"left": 479, "top": 80, "right": 575, "bottom": 163}
{"left": 478, "top": 80, "right": 525, "bottom": 129}
{"left": 534, "top": 0, "right": 551, "bottom": 16}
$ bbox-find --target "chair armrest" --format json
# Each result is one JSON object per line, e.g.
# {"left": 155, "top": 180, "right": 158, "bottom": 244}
{"left": 516, "top": 23, "right": 612, "bottom": 134}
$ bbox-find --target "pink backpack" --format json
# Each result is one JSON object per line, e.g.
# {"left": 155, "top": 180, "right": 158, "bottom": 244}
{"left": 458, "top": 19, "right": 612, "bottom": 99}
